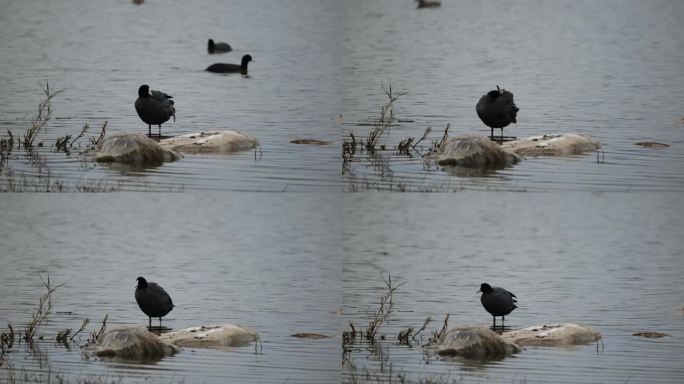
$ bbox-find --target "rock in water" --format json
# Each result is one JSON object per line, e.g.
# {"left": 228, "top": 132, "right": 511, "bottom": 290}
{"left": 501, "top": 323, "right": 602, "bottom": 346}
{"left": 426, "top": 134, "right": 520, "bottom": 168}
{"left": 429, "top": 326, "right": 521, "bottom": 359}
{"left": 91, "top": 133, "right": 180, "bottom": 166}
{"left": 502, "top": 134, "right": 600, "bottom": 156}
{"left": 160, "top": 324, "right": 259, "bottom": 348}
{"left": 88, "top": 326, "right": 179, "bottom": 359}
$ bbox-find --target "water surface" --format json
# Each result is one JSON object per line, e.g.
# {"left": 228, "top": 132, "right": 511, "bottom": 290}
{"left": 342, "top": 192, "right": 684, "bottom": 383}
{"left": 0, "top": 194, "right": 341, "bottom": 383}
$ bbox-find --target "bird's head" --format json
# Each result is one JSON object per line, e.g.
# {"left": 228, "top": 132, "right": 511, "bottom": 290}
{"left": 242, "top": 54, "right": 253, "bottom": 65}
{"left": 486, "top": 89, "right": 500, "bottom": 101}
{"left": 138, "top": 85, "right": 151, "bottom": 98}
{"left": 136, "top": 276, "right": 148, "bottom": 288}
{"left": 478, "top": 283, "right": 493, "bottom": 293}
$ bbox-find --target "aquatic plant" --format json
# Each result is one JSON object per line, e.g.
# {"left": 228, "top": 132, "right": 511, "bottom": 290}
{"left": 22, "top": 81, "right": 64, "bottom": 150}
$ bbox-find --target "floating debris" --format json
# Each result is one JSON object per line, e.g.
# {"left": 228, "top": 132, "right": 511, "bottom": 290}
{"left": 634, "top": 141, "right": 669, "bottom": 149}
{"left": 632, "top": 331, "right": 670, "bottom": 338}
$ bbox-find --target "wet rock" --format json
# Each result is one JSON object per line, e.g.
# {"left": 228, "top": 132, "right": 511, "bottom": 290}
{"left": 426, "top": 134, "right": 521, "bottom": 168}
{"left": 501, "top": 323, "right": 601, "bottom": 347}
{"left": 634, "top": 141, "right": 669, "bottom": 149}
{"left": 291, "top": 333, "right": 332, "bottom": 339}
{"left": 428, "top": 326, "right": 521, "bottom": 359}
{"left": 87, "top": 326, "right": 179, "bottom": 359}
{"left": 159, "top": 324, "right": 259, "bottom": 348}
{"left": 159, "top": 131, "right": 258, "bottom": 154}
{"left": 92, "top": 133, "right": 180, "bottom": 165}
{"left": 502, "top": 133, "right": 601, "bottom": 156}
{"left": 632, "top": 331, "right": 670, "bottom": 338}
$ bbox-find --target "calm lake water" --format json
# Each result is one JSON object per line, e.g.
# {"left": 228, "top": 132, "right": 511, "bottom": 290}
{"left": 0, "top": 194, "right": 342, "bottom": 383}
{"left": 1, "top": 0, "right": 683, "bottom": 383}
{"left": 0, "top": 0, "right": 342, "bottom": 192}
{"left": 342, "top": 193, "right": 684, "bottom": 383}
{"left": 340, "top": 0, "right": 684, "bottom": 192}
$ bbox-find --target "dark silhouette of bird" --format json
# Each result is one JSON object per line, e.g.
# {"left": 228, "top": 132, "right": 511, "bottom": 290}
{"left": 134, "top": 85, "right": 175, "bottom": 137}
{"left": 135, "top": 276, "right": 174, "bottom": 328}
{"left": 478, "top": 283, "right": 517, "bottom": 329}
{"left": 416, "top": 0, "right": 441, "bottom": 8}
{"left": 476, "top": 86, "right": 519, "bottom": 141}
{"left": 206, "top": 54, "right": 253, "bottom": 75}
{"left": 207, "top": 39, "right": 232, "bottom": 54}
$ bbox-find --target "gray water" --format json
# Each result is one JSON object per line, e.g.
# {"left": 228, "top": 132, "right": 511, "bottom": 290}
{"left": 1, "top": 0, "right": 684, "bottom": 383}
{"left": 341, "top": 192, "right": 684, "bottom": 383}
{"left": 0, "top": 194, "right": 342, "bottom": 383}
{"left": 1, "top": 0, "right": 683, "bottom": 192}
{"left": 1, "top": 193, "right": 682, "bottom": 383}
{"left": 340, "top": 0, "right": 684, "bottom": 192}
{"left": 0, "top": 0, "right": 342, "bottom": 192}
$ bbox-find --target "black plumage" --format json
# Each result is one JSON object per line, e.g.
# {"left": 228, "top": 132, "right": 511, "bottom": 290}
{"left": 416, "top": 0, "right": 441, "bottom": 8}
{"left": 135, "top": 276, "right": 174, "bottom": 328}
{"left": 206, "top": 54, "right": 253, "bottom": 75}
{"left": 476, "top": 86, "right": 519, "bottom": 140}
{"left": 478, "top": 283, "right": 517, "bottom": 328}
{"left": 135, "top": 85, "right": 175, "bottom": 137}
{"left": 207, "top": 39, "right": 232, "bottom": 54}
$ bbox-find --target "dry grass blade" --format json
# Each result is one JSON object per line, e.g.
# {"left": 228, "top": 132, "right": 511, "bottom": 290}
{"left": 87, "top": 314, "right": 108, "bottom": 346}
{"left": 23, "top": 81, "right": 65, "bottom": 149}
{"left": 412, "top": 316, "right": 432, "bottom": 341}
{"left": 22, "top": 275, "right": 65, "bottom": 344}
{"left": 430, "top": 314, "right": 449, "bottom": 342}
{"left": 1, "top": 324, "right": 15, "bottom": 359}
{"left": 69, "top": 318, "right": 89, "bottom": 341}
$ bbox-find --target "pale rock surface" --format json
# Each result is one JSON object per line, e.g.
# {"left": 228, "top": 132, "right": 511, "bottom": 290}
{"left": 159, "top": 324, "right": 260, "bottom": 348}
{"left": 87, "top": 326, "right": 179, "bottom": 359}
{"left": 501, "top": 323, "right": 602, "bottom": 347}
{"left": 159, "top": 131, "right": 258, "bottom": 154}
{"left": 428, "top": 326, "right": 521, "bottom": 359}
{"left": 426, "top": 134, "right": 520, "bottom": 168}
{"left": 502, "top": 133, "right": 601, "bottom": 156}
{"left": 92, "top": 133, "right": 180, "bottom": 165}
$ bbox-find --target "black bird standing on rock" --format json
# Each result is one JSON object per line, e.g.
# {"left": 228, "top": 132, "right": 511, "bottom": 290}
{"left": 135, "top": 276, "right": 174, "bottom": 328}
{"left": 135, "top": 85, "right": 175, "bottom": 137}
{"left": 206, "top": 54, "right": 253, "bottom": 75}
{"left": 476, "top": 86, "right": 519, "bottom": 141}
{"left": 478, "top": 283, "right": 517, "bottom": 329}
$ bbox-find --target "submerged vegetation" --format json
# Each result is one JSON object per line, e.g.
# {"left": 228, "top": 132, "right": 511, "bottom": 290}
{"left": 343, "top": 275, "right": 454, "bottom": 383}
{"left": 342, "top": 84, "right": 454, "bottom": 192}
{"left": 0, "top": 81, "right": 117, "bottom": 192}
{"left": 0, "top": 276, "right": 112, "bottom": 383}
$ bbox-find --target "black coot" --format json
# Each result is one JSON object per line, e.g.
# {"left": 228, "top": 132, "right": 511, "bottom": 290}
{"left": 416, "top": 0, "right": 441, "bottom": 8}
{"left": 478, "top": 283, "right": 517, "bottom": 328}
{"left": 134, "top": 85, "right": 175, "bottom": 137}
{"left": 206, "top": 54, "right": 253, "bottom": 75}
{"left": 476, "top": 86, "right": 519, "bottom": 140}
{"left": 135, "top": 276, "right": 174, "bottom": 328}
{"left": 208, "top": 39, "right": 232, "bottom": 53}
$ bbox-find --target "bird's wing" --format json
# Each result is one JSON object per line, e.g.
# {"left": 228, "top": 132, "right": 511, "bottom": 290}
{"left": 151, "top": 90, "right": 173, "bottom": 100}
{"left": 148, "top": 283, "right": 174, "bottom": 306}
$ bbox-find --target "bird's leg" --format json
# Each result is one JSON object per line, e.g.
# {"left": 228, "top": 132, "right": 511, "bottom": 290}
{"left": 490, "top": 127, "right": 494, "bottom": 140}
{"left": 492, "top": 316, "right": 496, "bottom": 329}
{"left": 159, "top": 317, "right": 162, "bottom": 328}
{"left": 502, "top": 315, "right": 505, "bottom": 328}
{"left": 158, "top": 124, "right": 161, "bottom": 137}
{"left": 148, "top": 317, "right": 151, "bottom": 328}
{"left": 148, "top": 125, "right": 152, "bottom": 137}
